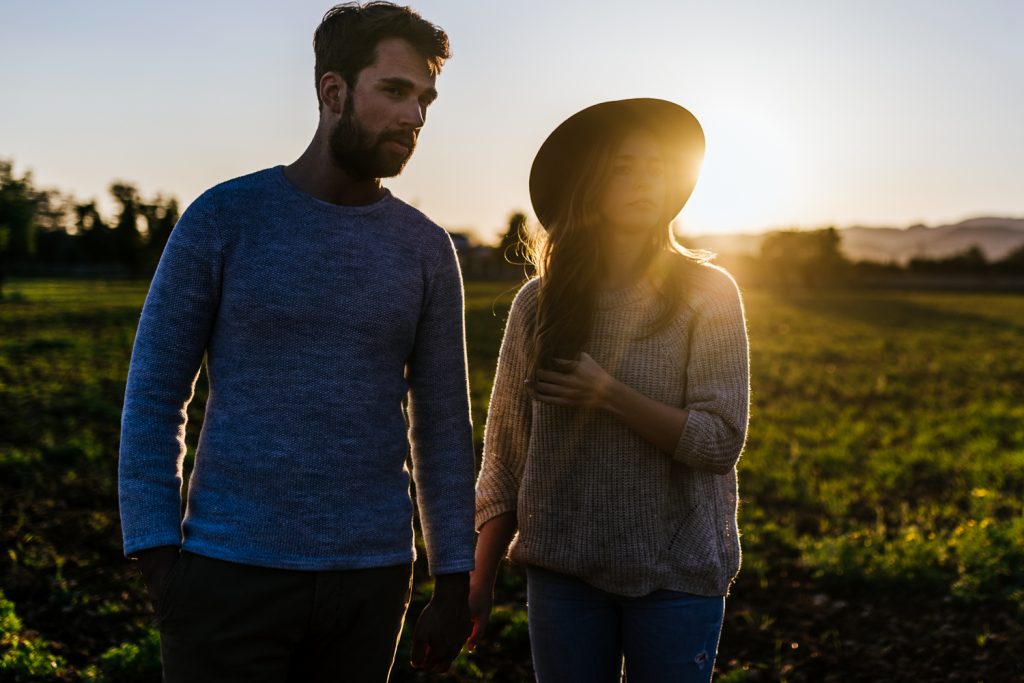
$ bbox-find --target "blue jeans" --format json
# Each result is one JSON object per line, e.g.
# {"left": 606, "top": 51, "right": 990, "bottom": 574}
{"left": 526, "top": 564, "right": 725, "bottom": 683}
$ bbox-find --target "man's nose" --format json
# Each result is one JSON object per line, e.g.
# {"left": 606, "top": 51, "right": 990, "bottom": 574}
{"left": 399, "top": 100, "right": 425, "bottom": 128}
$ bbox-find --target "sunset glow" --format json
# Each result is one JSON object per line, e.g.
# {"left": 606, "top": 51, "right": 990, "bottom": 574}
{"left": 2, "top": 1, "right": 1021, "bottom": 241}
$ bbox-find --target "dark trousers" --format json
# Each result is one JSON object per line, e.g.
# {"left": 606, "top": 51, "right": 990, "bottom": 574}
{"left": 154, "top": 549, "right": 414, "bottom": 683}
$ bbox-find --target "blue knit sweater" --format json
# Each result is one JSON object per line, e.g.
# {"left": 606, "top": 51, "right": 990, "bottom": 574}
{"left": 117, "top": 165, "right": 477, "bottom": 575}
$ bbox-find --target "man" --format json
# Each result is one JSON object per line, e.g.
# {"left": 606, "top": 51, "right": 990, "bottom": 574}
{"left": 117, "top": 3, "right": 475, "bottom": 681}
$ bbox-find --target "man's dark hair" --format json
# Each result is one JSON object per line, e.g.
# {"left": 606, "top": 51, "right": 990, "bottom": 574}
{"left": 313, "top": 2, "right": 451, "bottom": 112}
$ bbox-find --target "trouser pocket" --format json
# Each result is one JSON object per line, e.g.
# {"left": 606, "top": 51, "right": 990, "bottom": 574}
{"left": 155, "top": 551, "right": 193, "bottom": 627}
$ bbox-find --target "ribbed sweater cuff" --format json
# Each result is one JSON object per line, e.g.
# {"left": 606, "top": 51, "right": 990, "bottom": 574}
{"left": 425, "top": 555, "right": 476, "bottom": 575}
{"left": 674, "top": 408, "right": 712, "bottom": 469}
{"left": 474, "top": 499, "right": 516, "bottom": 533}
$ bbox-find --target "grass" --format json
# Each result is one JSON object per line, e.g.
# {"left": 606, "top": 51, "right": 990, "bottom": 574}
{"left": 0, "top": 277, "right": 1022, "bottom": 681}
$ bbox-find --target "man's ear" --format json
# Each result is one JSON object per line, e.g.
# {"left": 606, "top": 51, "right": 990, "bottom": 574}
{"left": 318, "top": 72, "right": 347, "bottom": 115}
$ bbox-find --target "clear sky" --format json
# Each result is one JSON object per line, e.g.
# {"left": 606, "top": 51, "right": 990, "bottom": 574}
{"left": 2, "top": 1, "right": 1022, "bottom": 243}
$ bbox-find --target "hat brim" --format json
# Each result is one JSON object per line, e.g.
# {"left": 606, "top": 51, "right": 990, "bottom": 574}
{"left": 529, "top": 98, "right": 705, "bottom": 231}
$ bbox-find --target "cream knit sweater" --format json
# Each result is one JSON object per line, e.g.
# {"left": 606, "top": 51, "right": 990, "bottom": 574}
{"left": 474, "top": 261, "right": 750, "bottom": 598}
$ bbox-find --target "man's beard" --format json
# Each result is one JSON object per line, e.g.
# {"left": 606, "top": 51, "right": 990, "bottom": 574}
{"left": 328, "top": 91, "right": 416, "bottom": 180}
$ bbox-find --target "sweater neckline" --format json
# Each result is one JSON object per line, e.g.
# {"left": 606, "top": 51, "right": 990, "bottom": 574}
{"left": 594, "top": 276, "right": 653, "bottom": 310}
{"left": 271, "top": 164, "right": 394, "bottom": 216}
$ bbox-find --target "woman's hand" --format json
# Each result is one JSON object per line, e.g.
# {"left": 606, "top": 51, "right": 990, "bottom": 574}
{"left": 527, "top": 351, "right": 618, "bottom": 409}
{"left": 466, "top": 570, "right": 495, "bottom": 653}
{"left": 530, "top": 351, "right": 695, "bottom": 458}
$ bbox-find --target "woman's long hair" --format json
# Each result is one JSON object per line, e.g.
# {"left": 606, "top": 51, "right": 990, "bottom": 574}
{"left": 521, "top": 117, "right": 716, "bottom": 382}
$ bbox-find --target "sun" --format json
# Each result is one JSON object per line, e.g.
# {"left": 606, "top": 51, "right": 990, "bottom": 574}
{"left": 680, "top": 108, "right": 804, "bottom": 234}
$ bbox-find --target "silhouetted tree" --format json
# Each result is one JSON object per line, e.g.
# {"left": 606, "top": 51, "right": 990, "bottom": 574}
{"left": 75, "top": 201, "right": 114, "bottom": 263}
{"left": 758, "top": 226, "right": 850, "bottom": 288}
{"left": 992, "top": 243, "right": 1024, "bottom": 275}
{"left": 139, "top": 195, "right": 179, "bottom": 270}
{"left": 32, "top": 189, "right": 76, "bottom": 263}
{"left": 110, "top": 182, "right": 144, "bottom": 274}
{"left": 0, "top": 160, "right": 40, "bottom": 297}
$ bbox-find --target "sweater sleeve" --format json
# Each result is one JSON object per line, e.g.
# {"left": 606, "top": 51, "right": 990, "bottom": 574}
{"left": 405, "top": 232, "right": 477, "bottom": 576}
{"left": 118, "top": 192, "right": 223, "bottom": 558}
{"left": 673, "top": 268, "right": 751, "bottom": 475}
{"left": 474, "top": 279, "right": 537, "bottom": 532}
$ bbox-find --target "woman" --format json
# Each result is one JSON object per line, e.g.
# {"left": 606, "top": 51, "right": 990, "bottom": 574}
{"left": 468, "top": 98, "right": 751, "bottom": 682}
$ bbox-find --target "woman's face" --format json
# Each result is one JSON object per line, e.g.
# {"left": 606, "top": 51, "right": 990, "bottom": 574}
{"left": 597, "top": 127, "right": 668, "bottom": 235}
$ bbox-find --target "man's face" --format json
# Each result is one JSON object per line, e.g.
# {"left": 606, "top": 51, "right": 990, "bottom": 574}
{"left": 328, "top": 37, "right": 439, "bottom": 180}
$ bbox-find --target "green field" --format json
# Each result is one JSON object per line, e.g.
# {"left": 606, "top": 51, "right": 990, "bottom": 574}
{"left": 1, "top": 278, "right": 1022, "bottom": 681}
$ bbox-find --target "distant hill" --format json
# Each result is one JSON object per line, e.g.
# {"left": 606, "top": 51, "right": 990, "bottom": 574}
{"left": 682, "top": 216, "right": 1024, "bottom": 265}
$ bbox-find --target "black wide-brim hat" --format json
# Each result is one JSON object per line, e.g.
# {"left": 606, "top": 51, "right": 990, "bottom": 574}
{"left": 529, "top": 97, "right": 705, "bottom": 231}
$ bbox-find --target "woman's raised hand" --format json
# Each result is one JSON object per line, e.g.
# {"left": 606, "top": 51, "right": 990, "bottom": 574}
{"left": 526, "top": 351, "right": 617, "bottom": 410}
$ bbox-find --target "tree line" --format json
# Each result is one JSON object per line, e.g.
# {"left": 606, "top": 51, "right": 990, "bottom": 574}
{"left": 0, "top": 160, "right": 179, "bottom": 295}
{"left": 711, "top": 226, "right": 1024, "bottom": 288}
{"left": 2, "top": 159, "right": 1023, "bottom": 297}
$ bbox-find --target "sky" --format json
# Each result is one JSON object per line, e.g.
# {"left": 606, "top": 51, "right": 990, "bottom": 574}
{"left": 2, "top": 1, "right": 1022, "bottom": 244}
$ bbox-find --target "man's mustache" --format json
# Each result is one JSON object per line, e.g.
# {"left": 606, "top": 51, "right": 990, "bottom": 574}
{"left": 379, "top": 130, "right": 417, "bottom": 148}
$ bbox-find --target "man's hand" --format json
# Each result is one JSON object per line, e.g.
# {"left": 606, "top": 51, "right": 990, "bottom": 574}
{"left": 133, "top": 545, "right": 181, "bottom": 606}
{"left": 409, "top": 571, "right": 472, "bottom": 674}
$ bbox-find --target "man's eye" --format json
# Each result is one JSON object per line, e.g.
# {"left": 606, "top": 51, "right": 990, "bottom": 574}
{"left": 386, "top": 87, "right": 402, "bottom": 95}
{"left": 613, "top": 165, "right": 631, "bottom": 175}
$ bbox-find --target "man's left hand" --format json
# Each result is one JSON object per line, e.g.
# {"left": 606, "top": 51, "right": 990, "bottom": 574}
{"left": 409, "top": 572, "right": 472, "bottom": 674}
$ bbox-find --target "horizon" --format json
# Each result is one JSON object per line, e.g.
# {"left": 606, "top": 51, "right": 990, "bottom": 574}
{"left": 4, "top": 147, "right": 1021, "bottom": 246}
{"left": 2, "top": 1, "right": 1022, "bottom": 243}
{"left": 678, "top": 213, "right": 1024, "bottom": 240}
